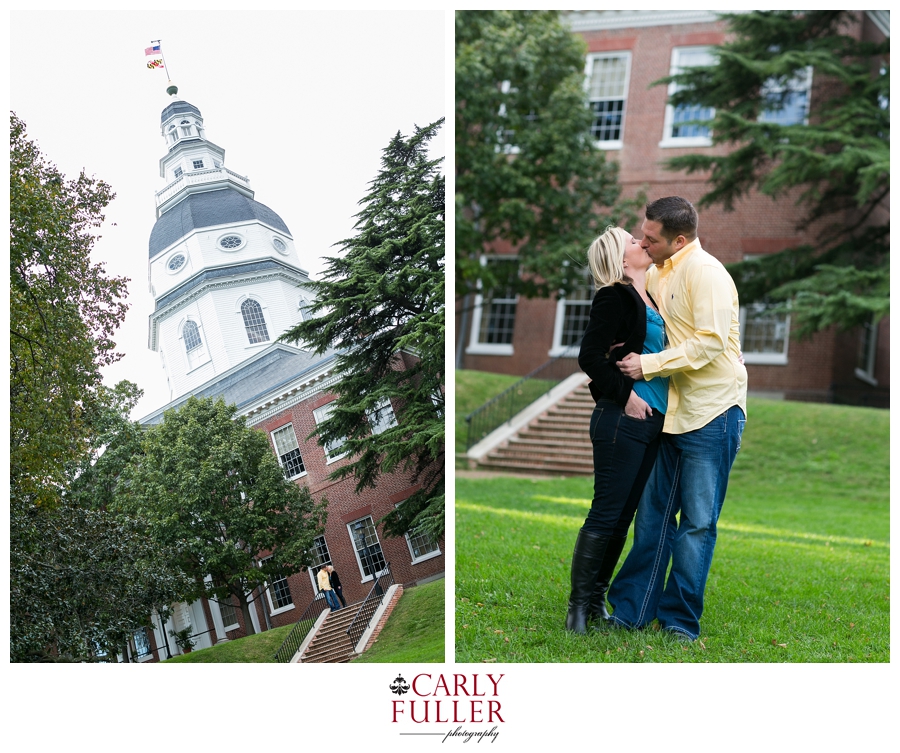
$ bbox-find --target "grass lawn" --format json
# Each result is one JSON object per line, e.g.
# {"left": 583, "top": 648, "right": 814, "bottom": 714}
{"left": 353, "top": 578, "right": 445, "bottom": 663}
{"left": 163, "top": 623, "right": 293, "bottom": 663}
{"left": 456, "top": 397, "right": 889, "bottom": 662}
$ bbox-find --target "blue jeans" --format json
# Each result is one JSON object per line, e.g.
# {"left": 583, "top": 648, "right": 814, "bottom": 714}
{"left": 324, "top": 590, "right": 341, "bottom": 610}
{"left": 608, "top": 405, "right": 745, "bottom": 639}
{"left": 583, "top": 400, "right": 664, "bottom": 537}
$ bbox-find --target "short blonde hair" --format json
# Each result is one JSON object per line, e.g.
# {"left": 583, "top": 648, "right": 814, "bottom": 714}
{"left": 587, "top": 226, "right": 631, "bottom": 290}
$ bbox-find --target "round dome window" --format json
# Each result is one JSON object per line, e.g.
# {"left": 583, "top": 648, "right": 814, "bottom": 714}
{"left": 167, "top": 253, "right": 186, "bottom": 272}
{"left": 219, "top": 235, "right": 244, "bottom": 251}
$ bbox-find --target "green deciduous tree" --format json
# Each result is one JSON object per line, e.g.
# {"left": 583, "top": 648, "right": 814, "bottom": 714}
{"left": 281, "top": 120, "right": 445, "bottom": 541}
{"left": 10, "top": 112, "right": 130, "bottom": 509}
{"left": 115, "top": 397, "right": 327, "bottom": 634}
{"left": 456, "top": 10, "right": 634, "bottom": 302}
{"left": 10, "top": 502, "right": 192, "bottom": 662}
{"left": 658, "top": 11, "right": 889, "bottom": 336}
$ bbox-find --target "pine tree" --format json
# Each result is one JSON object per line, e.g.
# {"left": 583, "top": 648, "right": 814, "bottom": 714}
{"left": 659, "top": 11, "right": 889, "bottom": 336}
{"left": 456, "top": 10, "right": 634, "bottom": 302}
{"left": 280, "top": 119, "right": 445, "bottom": 541}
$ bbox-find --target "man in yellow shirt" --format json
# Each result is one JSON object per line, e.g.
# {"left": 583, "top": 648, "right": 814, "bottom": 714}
{"left": 611, "top": 196, "right": 747, "bottom": 641}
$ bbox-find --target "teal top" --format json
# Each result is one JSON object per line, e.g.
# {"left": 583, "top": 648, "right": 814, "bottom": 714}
{"left": 632, "top": 305, "right": 668, "bottom": 414}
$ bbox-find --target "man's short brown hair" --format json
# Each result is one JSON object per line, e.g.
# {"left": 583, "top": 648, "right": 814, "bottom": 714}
{"left": 645, "top": 196, "right": 698, "bottom": 241}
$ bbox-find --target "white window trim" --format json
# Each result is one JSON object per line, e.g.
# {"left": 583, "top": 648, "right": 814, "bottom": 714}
{"left": 584, "top": 50, "right": 632, "bottom": 150}
{"left": 313, "top": 401, "right": 349, "bottom": 464}
{"left": 307, "top": 536, "right": 333, "bottom": 594}
{"left": 368, "top": 398, "right": 398, "bottom": 435}
{"left": 466, "top": 255, "right": 518, "bottom": 356}
{"left": 660, "top": 46, "right": 714, "bottom": 149}
{"left": 549, "top": 286, "right": 591, "bottom": 358}
{"left": 165, "top": 250, "right": 188, "bottom": 275}
{"left": 347, "top": 517, "right": 388, "bottom": 584}
{"left": 218, "top": 232, "right": 246, "bottom": 252}
{"left": 235, "top": 294, "right": 272, "bottom": 349}
{"left": 759, "top": 66, "right": 813, "bottom": 126}
{"left": 215, "top": 597, "right": 240, "bottom": 633}
{"left": 180, "top": 317, "right": 211, "bottom": 373}
{"left": 739, "top": 304, "right": 790, "bottom": 365}
{"left": 270, "top": 423, "right": 308, "bottom": 481}
{"left": 259, "top": 557, "right": 296, "bottom": 617}
{"left": 394, "top": 501, "right": 441, "bottom": 565}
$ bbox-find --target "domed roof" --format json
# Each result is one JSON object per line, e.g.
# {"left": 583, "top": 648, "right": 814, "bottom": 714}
{"left": 161, "top": 99, "right": 201, "bottom": 124}
{"left": 148, "top": 188, "right": 291, "bottom": 258}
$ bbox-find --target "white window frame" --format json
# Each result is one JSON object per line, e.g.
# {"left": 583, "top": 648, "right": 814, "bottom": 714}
{"left": 235, "top": 295, "right": 271, "bottom": 347}
{"left": 259, "top": 556, "right": 295, "bottom": 617}
{"left": 367, "top": 398, "right": 397, "bottom": 435}
{"left": 132, "top": 627, "right": 154, "bottom": 663}
{"left": 396, "top": 503, "right": 441, "bottom": 565}
{"left": 550, "top": 278, "right": 593, "bottom": 357}
{"left": 347, "top": 516, "right": 388, "bottom": 584}
{"left": 660, "top": 46, "right": 715, "bottom": 148}
{"left": 180, "top": 317, "right": 209, "bottom": 372}
{"left": 739, "top": 303, "right": 790, "bottom": 365}
{"left": 216, "top": 596, "right": 240, "bottom": 632}
{"left": 584, "top": 51, "right": 632, "bottom": 150}
{"left": 759, "top": 67, "right": 812, "bottom": 126}
{"left": 173, "top": 166, "right": 183, "bottom": 179}
{"left": 312, "top": 401, "right": 348, "bottom": 463}
{"left": 855, "top": 316, "right": 878, "bottom": 386}
{"left": 270, "top": 423, "right": 307, "bottom": 480}
{"left": 466, "top": 256, "right": 519, "bottom": 356}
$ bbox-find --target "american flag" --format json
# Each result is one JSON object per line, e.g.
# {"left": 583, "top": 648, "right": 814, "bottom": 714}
{"left": 145, "top": 44, "right": 161, "bottom": 55}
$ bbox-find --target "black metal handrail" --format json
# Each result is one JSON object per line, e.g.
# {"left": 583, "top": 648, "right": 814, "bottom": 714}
{"left": 273, "top": 592, "right": 330, "bottom": 663}
{"left": 464, "top": 352, "right": 581, "bottom": 450}
{"left": 346, "top": 562, "right": 395, "bottom": 651}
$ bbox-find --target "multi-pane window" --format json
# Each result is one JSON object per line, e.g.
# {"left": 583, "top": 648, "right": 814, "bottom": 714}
{"left": 759, "top": 67, "right": 812, "bottom": 126}
{"left": 740, "top": 303, "right": 790, "bottom": 365}
{"left": 192, "top": 159, "right": 204, "bottom": 169}
{"left": 218, "top": 596, "right": 238, "bottom": 629}
{"left": 664, "top": 47, "right": 715, "bottom": 143}
{"left": 271, "top": 424, "right": 306, "bottom": 479}
{"left": 348, "top": 516, "right": 387, "bottom": 579}
{"left": 559, "top": 285, "right": 593, "bottom": 349}
{"left": 132, "top": 627, "right": 152, "bottom": 658}
{"left": 167, "top": 253, "right": 186, "bottom": 272}
{"left": 474, "top": 258, "right": 519, "bottom": 347}
{"left": 367, "top": 398, "right": 397, "bottom": 435}
{"left": 312, "top": 402, "right": 347, "bottom": 461}
{"left": 241, "top": 299, "right": 270, "bottom": 344}
{"left": 260, "top": 556, "right": 294, "bottom": 611}
{"left": 586, "top": 52, "right": 630, "bottom": 146}
{"left": 309, "top": 536, "right": 333, "bottom": 594}
{"left": 174, "top": 166, "right": 183, "bottom": 178}
{"left": 219, "top": 235, "right": 243, "bottom": 250}
{"left": 406, "top": 525, "right": 441, "bottom": 562}
{"left": 183, "top": 320, "right": 202, "bottom": 353}
{"left": 180, "top": 120, "right": 192, "bottom": 137}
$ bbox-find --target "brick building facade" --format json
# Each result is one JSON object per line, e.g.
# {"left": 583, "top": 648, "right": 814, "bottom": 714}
{"left": 457, "top": 10, "right": 889, "bottom": 409}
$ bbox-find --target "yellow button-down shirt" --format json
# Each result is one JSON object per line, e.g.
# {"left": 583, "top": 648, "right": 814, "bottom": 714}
{"left": 640, "top": 238, "right": 747, "bottom": 434}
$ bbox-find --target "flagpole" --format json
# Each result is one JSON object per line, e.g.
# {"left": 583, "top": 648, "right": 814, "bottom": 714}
{"left": 151, "top": 40, "right": 179, "bottom": 97}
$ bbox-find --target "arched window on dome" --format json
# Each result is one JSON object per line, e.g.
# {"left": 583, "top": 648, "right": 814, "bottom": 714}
{"left": 167, "top": 124, "right": 177, "bottom": 145}
{"left": 182, "top": 319, "right": 207, "bottom": 370}
{"left": 180, "top": 119, "right": 192, "bottom": 138}
{"left": 183, "top": 320, "right": 202, "bottom": 353}
{"left": 241, "top": 299, "right": 270, "bottom": 344}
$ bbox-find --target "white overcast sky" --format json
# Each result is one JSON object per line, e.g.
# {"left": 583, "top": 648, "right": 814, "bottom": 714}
{"left": 10, "top": 10, "right": 446, "bottom": 420}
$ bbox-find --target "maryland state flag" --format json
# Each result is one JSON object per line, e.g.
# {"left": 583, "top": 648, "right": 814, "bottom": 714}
{"left": 145, "top": 43, "right": 164, "bottom": 71}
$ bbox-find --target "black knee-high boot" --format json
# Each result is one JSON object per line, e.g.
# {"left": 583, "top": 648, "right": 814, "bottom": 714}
{"left": 588, "top": 535, "right": 627, "bottom": 622}
{"left": 566, "top": 530, "right": 612, "bottom": 634}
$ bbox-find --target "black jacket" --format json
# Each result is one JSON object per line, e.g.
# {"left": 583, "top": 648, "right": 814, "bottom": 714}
{"left": 577, "top": 283, "right": 647, "bottom": 407}
{"left": 330, "top": 569, "right": 342, "bottom": 590}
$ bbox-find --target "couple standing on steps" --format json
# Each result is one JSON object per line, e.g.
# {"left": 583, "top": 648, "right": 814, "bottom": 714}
{"left": 567, "top": 196, "right": 747, "bottom": 642}
{"left": 317, "top": 564, "right": 346, "bottom": 611}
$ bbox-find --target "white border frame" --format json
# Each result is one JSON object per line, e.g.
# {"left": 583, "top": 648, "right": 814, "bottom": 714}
{"left": 584, "top": 50, "right": 632, "bottom": 150}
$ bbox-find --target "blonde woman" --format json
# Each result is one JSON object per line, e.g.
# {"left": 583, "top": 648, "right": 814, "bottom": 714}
{"left": 565, "top": 226, "right": 669, "bottom": 634}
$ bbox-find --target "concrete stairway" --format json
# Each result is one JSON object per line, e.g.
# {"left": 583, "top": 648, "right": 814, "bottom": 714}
{"left": 299, "top": 603, "right": 361, "bottom": 663}
{"left": 474, "top": 383, "right": 595, "bottom": 475}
